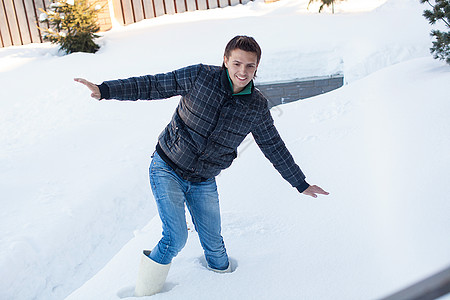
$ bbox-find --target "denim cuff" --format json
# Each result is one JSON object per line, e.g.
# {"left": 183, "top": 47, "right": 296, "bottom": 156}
{"left": 98, "top": 82, "right": 110, "bottom": 100}
{"left": 296, "top": 181, "right": 310, "bottom": 193}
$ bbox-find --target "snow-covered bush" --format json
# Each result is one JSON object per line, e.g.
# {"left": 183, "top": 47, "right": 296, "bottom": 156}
{"left": 38, "top": 0, "right": 101, "bottom": 54}
{"left": 420, "top": 0, "right": 450, "bottom": 64}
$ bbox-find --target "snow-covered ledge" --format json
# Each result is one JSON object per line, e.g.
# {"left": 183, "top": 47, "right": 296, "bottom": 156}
{"left": 256, "top": 74, "right": 344, "bottom": 108}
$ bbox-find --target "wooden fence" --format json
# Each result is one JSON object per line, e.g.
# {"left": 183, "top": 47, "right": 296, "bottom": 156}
{"left": 112, "top": 0, "right": 250, "bottom": 25}
{"left": 0, "top": 0, "right": 49, "bottom": 47}
{"left": 0, "top": 0, "right": 252, "bottom": 48}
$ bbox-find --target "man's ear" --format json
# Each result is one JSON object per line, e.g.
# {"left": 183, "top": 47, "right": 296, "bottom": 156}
{"left": 253, "top": 63, "right": 259, "bottom": 78}
{"left": 223, "top": 56, "right": 229, "bottom": 68}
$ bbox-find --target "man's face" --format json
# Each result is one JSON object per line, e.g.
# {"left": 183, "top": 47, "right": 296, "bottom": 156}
{"left": 224, "top": 49, "right": 258, "bottom": 94}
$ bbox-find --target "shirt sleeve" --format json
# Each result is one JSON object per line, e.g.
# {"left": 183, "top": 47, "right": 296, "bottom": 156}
{"left": 101, "top": 64, "right": 203, "bottom": 101}
{"left": 251, "top": 108, "right": 309, "bottom": 190}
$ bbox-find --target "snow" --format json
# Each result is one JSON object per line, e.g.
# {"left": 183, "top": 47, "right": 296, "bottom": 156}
{"left": 0, "top": 0, "right": 449, "bottom": 299}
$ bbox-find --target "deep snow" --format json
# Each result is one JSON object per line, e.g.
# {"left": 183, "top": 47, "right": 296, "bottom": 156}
{"left": 0, "top": 0, "right": 449, "bottom": 299}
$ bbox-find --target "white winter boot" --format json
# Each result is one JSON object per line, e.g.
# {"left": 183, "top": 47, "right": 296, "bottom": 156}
{"left": 134, "top": 250, "right": 171, "bottom": 297}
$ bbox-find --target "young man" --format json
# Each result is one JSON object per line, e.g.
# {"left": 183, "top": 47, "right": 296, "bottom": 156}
{"left": 75, "top": 35, "right": 328, "bottom": 297}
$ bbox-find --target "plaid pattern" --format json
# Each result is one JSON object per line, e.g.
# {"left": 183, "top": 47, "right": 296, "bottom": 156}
{"left": 103, "top": 64, "right": 307, "bottom": 188}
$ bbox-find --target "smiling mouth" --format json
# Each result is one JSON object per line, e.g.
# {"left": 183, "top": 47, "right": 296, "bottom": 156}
{"left": 236, "top": 75, "right": 247, "bottom": 82}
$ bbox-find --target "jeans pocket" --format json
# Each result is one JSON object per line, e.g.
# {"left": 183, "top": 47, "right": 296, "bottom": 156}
{"left": 150, "top": 153, "right": 174, "bottom": 176}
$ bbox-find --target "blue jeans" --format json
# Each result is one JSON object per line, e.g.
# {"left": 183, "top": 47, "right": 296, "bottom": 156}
{"left": 148, "top": 152, "right": 229, "bottom": 270}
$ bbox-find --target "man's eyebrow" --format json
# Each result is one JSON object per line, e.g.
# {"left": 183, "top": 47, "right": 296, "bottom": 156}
{"left": 233, "top": 60, "right": 256, "bottom": 66}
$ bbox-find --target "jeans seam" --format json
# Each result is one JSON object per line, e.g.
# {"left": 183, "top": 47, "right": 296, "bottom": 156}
{"left": 150, "top": 172, "right": 172, "bottom": 264}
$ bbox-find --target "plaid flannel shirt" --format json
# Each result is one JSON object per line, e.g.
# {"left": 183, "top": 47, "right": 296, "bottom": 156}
{"left": 101, "top": 64, "right": 309, "bottom": 192}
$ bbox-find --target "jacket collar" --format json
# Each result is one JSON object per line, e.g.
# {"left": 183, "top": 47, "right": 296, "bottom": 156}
{"left": 225, "top": 69, "right": 253, "bottom": 95}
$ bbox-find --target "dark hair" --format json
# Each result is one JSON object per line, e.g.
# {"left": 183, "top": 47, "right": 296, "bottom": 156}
{"left": 222, "top": 35, "right": 262, "bottom": 69}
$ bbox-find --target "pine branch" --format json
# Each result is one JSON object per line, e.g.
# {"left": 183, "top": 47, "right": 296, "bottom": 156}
{"left": 424, "top": 0, "right": 450, "bottom": 27}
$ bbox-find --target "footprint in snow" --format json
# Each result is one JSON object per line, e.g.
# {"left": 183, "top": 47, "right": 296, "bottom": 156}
{"left": 116, "top": 282, "right": 178, "bottom": 298}
{"left": 196, "top": 255, "right": 239, "bottom": 273}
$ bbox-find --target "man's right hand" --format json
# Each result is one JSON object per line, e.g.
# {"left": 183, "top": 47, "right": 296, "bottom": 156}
{"left": 74, "top": 78, "right": 101, "bottom": 100}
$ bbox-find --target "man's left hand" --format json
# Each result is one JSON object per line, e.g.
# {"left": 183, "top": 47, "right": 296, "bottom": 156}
{"left": 302, "top": 185, "right": 329, "bottom": 198}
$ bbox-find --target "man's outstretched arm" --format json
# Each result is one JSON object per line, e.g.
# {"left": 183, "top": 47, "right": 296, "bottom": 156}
{"left": 75, "top": 65, "right": 203, "bottom": 102}
{"left": 252, "top": 107, "right": 329, "bottom": 199}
